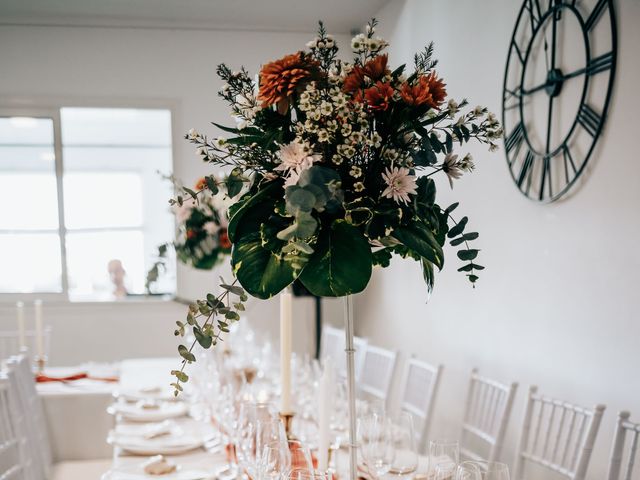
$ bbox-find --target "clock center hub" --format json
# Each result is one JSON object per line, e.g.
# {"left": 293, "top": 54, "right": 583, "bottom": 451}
{"left": 545, "top": 68, "right": 564, "bottom": 97}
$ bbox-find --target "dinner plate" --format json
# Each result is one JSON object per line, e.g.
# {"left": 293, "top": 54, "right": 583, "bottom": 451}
{"left": 115, "top": 385, "right": 178, "bottom": 402}
{"left": 108, "top": 433, "right": 204, "bottom": 455}
{"left": 108, "top": 401, "right": 189, "bottom": 422}
{"left": 102, "top": 462, "right": 214, "bottom": 480}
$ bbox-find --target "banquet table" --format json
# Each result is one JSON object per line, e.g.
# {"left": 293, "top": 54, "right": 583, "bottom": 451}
{"left": 37, "top": 358, "right": 177, "bottom": 462}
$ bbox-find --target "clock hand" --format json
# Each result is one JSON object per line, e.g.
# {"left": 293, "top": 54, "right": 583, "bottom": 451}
{"left": 521, "top": 81, "right": 550, "bottom": 96}
{"left": 558, "top": 65, "right": 589, "bottom": 81}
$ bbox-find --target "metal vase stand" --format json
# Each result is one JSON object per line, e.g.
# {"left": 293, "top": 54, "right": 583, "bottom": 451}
{"left": 343, "top": 295, "right": 358, "bottom": 480}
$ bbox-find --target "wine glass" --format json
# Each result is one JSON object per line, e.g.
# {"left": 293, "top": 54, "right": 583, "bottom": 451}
{"left": 287, "top": 470, "right": 330, "bottom": 480}
{"left": 454, "top": 463, "right": 481, "bottom": 480}
{"left": 259, "top": 440, "right": 292, "bottom": 480}
{"left": 389, "top": 412, "right": 418, "bottom": 475}
{"left": 428, "top": 440, "right": 459, "bottom": 479}
{"left": 459, "top": 462, "right": 510, "bottom": 480}
{"left": 257, "top": 418, "right": 288, "bottom": 466}
{"left": 359, "top": 414, "right": 396, "bottom": 479}
{"left": 288, "top": 440, "right": 314, "bottom": 473}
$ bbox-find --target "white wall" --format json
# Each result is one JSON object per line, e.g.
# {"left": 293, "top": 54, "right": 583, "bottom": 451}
{"left": 353, "top": 1, "right": 640, "bottom": 478}
{"left": 0, "top": 24, "right": 349, "bottom": 363}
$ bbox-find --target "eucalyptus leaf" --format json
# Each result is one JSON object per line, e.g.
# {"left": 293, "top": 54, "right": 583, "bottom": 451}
{"left": 447, "top": 216, "right": 468, "bottom": 238}
{"left": 457, "top": 249, "right": 479, "bottom": 261}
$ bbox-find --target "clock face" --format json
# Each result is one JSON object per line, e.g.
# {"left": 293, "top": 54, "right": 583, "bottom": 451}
{"left": 502, "top": 0, "right": 617, "bottom": 202}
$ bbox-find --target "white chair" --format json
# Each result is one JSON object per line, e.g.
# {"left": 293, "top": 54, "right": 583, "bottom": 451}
{"left": 607, "top": 411, "right": 640, "bottom": 480}
{"left": 396, "top": 357, "right": 442, "bottom": 453}
{"left": 321, "top": 326, "right": 367, "bottom": 381}
{"left": 460, "top": 368, "right": 518, "bottom": 463}
{"left": 6, "top": 355, "right": 52, "bottom": 480}
{"left": 513, "top": 386, "right": 605, "bottom": 480}
{"left": 0, "top": 376, "right": 25, "bottom": 480}
{"left": 358, "top": 344, "right": 398, "bottom": 406}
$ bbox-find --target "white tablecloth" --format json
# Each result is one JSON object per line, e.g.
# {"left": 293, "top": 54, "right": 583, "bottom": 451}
{"left": 37, "top": 358, "right": 177, "bottom": 462}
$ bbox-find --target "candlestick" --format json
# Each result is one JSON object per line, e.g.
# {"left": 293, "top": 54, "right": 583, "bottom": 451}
{"left": 280, "top": 288, "right": 293, "bottom": 413}
{"left": 279, "top": 412, "right": 295, "bottom": 440}
{"left": 16, "top": 301, "right": 25, "bottom": 349}
{"left": 34, "top": 299, "right": 44, "bottom": 360}
{"left": 317, "top": 359, "right": 334, "bottom": 472}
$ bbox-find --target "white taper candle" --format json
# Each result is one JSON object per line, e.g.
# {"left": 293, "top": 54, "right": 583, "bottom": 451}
{"left": 317, "top": 359, "right": 334, "bottom": 472}
{"left": 16, "top": 301, "right": 25, "bottom": 349}
{"left": 34, "top": 299, "right": 44, "bottom": 359}
{"left": 280, "top": 289, "right": 293, "bottom": 413}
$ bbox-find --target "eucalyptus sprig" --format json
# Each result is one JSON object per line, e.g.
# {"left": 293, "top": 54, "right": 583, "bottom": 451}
{"left": 171, "top": 277, "right": 248, "bottom": 396}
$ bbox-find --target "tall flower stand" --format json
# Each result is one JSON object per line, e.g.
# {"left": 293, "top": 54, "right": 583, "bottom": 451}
{"left": 343, "top": 295, "right": 358, "bottom": 480}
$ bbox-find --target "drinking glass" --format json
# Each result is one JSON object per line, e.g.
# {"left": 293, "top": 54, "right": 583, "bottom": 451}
{"left": 237, "top": 401, "right": 277, "bottom": 478}
{"left": 259, "top": 440, "right": 292, "bottom": 480}
{"left": 454, "top": 463, "right": 481, "bottom": 480}
{"left": 459, "top": 462, "right": 510, "bottom": 480}
{"left": 359, "top": 414, "right": 396, "bottom": 479}
{"left": 428, "top": 440, "right": 459, "bottom": 479}
{"left": 257, "top": 418, "right": 288, "bottom": 466}
{"left": 288, "top": 440, "right": 314, "bottom": 473}
{"left": 287, "top": 470, "right": 330, "bottom": 480}
{"left": 389, "top": 412, "right": 418, "bottom": 475}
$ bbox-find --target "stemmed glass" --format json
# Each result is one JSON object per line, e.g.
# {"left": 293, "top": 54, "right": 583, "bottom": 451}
{"left": 454, "top": 463, "right": 481, "bottom": 480}
{"left": 428, "top": 440, "right": 459, "bottom": 480}
{"left": 359, "top": 413, "right": 396, "bottom": 479}
{"left": 389, "top": 412, "right": 418, "bottom": 476}
{"left": 259, "top": 440, "right": 292, "bottom": 480}
{"left": 236, "top": 401, "right": 277, "bottom": 479}
{"left": 288, "top": 440, "right": 314, "bottom": 473}
{"left": 459, "top": 462, "right": 510, "bottom": 480}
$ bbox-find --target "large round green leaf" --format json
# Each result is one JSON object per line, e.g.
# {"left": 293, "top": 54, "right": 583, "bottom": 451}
{"left": 232, "top": 231, "right": 297, "bottom": 299}
{"left": 299, "top": 220, "right": 372, "bottom": 297}
{"left": 228, "top": 181, "right": 280, "bottom": 243}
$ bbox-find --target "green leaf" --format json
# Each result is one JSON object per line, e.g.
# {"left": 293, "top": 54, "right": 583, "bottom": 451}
{"left": 227, "top": 181, "right": 280, "bottom": 243}
{"left": 467, "top": 274, "right": 479, "bottom": 283}
{"left": 178, "top": 345, "right": 195, "bottom": 362}
{"left": 183, "top": 187, "right": 197, "bottom": 199}
{"left": 277, "top": 211, "right": 318, "bottom": 241}
{"left": 225, "top": 167, "right": 246, "bottom": 198}
{"left": 421, "top": 258, "right": 435, "bottom": 294}
{"left": 445, "top": 202, "right": 459, "bottom": 214}
{"left": 205, "top": 176, "right": 219, "bottom": 194}
{"left": 171, "top": 370, "right": 189, "bottom": 383}
{"left": 449, "top": 232, "right": 479, "bottom": 246}
{"left": 457, "top": 263, "right": 485, "bottom": 272}
{"left": 193, "top": 326, "right": 212, "bottom": 349}
{"left": 445, "top": 132, "right": 453, "bottom": 153}
{"left": 457, "top": 249, "right": 479, "bottom": 261}
{"left": 392, "top": 222, "right": 444, "bottom": 269}
{"left": 447, "top": 216, "right": 468, "bottom": 238}
{"left": 372, "top": 248, "right": 393, "bottom": 268}
{"left": 232, "top": 231, "right": 298, "bottom": 299}
{"left": 299, "top": 220, "right": 372, "bottom": 297}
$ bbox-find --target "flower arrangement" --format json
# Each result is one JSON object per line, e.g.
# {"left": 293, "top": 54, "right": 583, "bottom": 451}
{"left": 169, "top": 20, "right": 502, "bottom": 393}
{"left": 145, "top": 176, "right": 233, "bottom": 292}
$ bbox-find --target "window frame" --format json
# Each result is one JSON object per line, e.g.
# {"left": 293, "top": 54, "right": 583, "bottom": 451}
{"left": 0, "top": 98, "right": 179, "bottom": 303}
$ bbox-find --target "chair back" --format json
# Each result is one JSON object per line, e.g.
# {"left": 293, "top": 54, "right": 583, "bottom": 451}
{"left": 6, "top": 355, "right": 52, "bottom": 480}
{"left": 320, "top": 326, "right": 345, "bottom": 368}
{"left": 460, "top": 368, "right": 517, "bottom": 462}
{"left": 358, "top": 344, "right": 397, "bottom": 405}
{"left": 607, "top": 411, "right": 640, "bottom": 480}
{"left": 0, "top": 376, "right": 25, "bottom": 480}
{"left": 397, "top": 357, "right": 442, "bottom": 453}
{"left": 513, "top": 386, "right": 605, "bottom": 480}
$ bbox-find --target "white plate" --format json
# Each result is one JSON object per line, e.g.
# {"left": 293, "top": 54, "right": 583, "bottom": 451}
{"left": 115, "top": 386, "right": 178, "bottom": 402}
{"left": 108, "top": 434, "right": 204, "bottom": 456}
{"left": 102, "top": 462, "right": 214, "bottom": 480}
{"left": 108, "top": 401, "right": 189, "bottom": 422}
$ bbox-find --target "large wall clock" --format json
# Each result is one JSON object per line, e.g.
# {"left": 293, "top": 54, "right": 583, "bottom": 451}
{"left": 502, "top": 0, "right": 617, "bottom": 202}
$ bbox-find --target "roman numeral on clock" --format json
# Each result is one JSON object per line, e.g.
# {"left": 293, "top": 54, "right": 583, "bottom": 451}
{"left": 505, "top": 122, "right": 525, "bottom": 157}
{"left": 585, "top": 0, "right": 609, "bottom": 32}
{"left": 517, "top": 150, "right": 536, "bottom": 195}
{"left": 577, "top": 104, "right": 603, "bottom": 137}
{"left": 563, "top": 145, "right": 578, "bottom": 184}
{"left": 587, "top": 51, "right": 614, "bottom": 76}
{"left": 539, "top": 156, "right": 552, "bottom": 200}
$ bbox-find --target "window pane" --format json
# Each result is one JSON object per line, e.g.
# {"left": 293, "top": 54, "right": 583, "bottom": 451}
{"left": 0, "top": 233, "right": 62, "bottom": 292}
{"left": 0, "top": 117, "right": 59, "bottom": 230}
{"left": 66, "top": 230, "right": 145, "bottom": 300}
{"left": 63, "top": 172, "right": 143, "bottom": 229}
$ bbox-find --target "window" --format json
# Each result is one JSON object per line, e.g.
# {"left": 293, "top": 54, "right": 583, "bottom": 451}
{"left": 0, "top": 107, "right": 176, "bottom": 301}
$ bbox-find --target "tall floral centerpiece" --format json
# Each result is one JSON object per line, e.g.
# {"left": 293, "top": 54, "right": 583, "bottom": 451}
{"left": 170, "top": 20, "right": 501, "bottom": 480}
{"left": 146, "top": 176, "right": 234, "bottom": 292}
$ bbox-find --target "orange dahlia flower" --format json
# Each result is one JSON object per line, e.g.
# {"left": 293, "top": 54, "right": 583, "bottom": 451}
{"left": 364, "top": 81, "right": 395, "bottom": 111}
{"left": 363, "top": 54, "right": 389, "bottom": 82}
{"left": 219, "top": 229, "right": 231, "bottom": 249}
{"left": 400, "top": 72, "right": 447, "bottom": 109}
{"left": 343, "top": 55, "right": 390, "bottom": 95}
{"left": 258, "top": 52, "right": 321, "bottom": 114}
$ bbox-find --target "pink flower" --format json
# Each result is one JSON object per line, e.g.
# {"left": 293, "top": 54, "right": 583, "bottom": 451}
{"left": 381, "top": 167, "right": 418, "bottom": 205}
{"left": 173, "top": 199, "right": 195, "bottom": 223}
{"left": 275, "top": 141, "right": 319, "bottom": 173}
{"left": 202, "top": 221, "right": 219, "bottom": 236}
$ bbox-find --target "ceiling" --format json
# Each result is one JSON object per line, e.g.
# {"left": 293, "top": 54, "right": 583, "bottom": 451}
{"left": 0, "top": 0, "right": 391, "bottom": 34}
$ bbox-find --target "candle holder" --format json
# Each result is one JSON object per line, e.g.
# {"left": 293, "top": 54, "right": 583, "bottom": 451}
{"left": 279, "top": 412, "right": 296, "bottom": 440}
{"left": 35, "top": 355, "right": 47, "bottom": 374}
